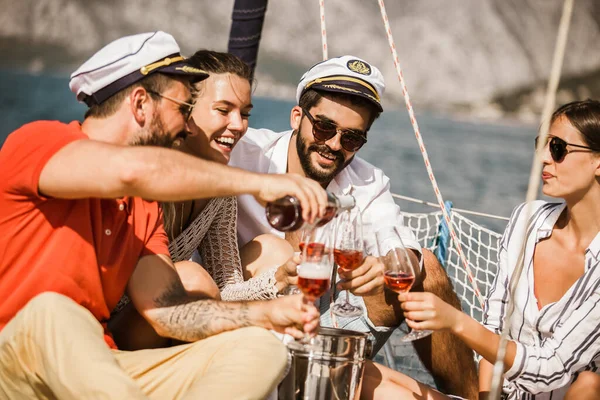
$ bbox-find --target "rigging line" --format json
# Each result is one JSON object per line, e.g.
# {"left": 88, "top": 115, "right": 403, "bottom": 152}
{"left": 391, "top": 193, "right": 510, "bottom": 222}
{"left": 489, "top": 0, "right": 575, "bottom": 399}
{"left": 376, "top": 0, "right": 485, "bottom": 307}
{"left": 317, "top": 0, "right": 337, "bottom": 329}
{"left": 319, "top": 0, "right": 328, "bottom": 60}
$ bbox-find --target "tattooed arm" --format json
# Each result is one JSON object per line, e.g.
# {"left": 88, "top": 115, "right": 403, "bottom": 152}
{"left": 127, "top": 254, "right": 319, "bottom": 342}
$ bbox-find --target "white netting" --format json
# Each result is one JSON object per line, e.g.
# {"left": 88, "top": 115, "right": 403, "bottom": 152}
{"left": 401, "top": 209, "right": 502, "bottom": 322}
{"left": 378, "top": 209, "right": 503, "bottom": 383}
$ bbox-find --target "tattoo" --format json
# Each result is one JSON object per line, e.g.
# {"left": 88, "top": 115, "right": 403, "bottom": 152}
{"left": 153, "top": 278, "right": 253, "bottom": 342}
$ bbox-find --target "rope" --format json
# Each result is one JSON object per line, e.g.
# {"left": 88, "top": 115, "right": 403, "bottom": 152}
{"left": 376, "top": 0, "right": 484, "bottom": 307}
{"left": 319, "top": 0, "right": 328, "bottom": 60}
{"left": 489, "top": 1, "right": 575, "bottom": 398}
{"left": 316, "top": 0, "right": 338, "bottom": 329}
{"left": 391, "top": 193, "right": 510, "bottom": 221}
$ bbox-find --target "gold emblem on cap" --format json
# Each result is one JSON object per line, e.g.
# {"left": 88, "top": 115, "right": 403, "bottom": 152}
{"left": 175, "top": 66, "right": 207, "bottom": 74}
{"left": 140, "top": 55, "right": 185, "bottom": 75}
{"left": 347, "top": 60, "right": 371, "bottom": 76}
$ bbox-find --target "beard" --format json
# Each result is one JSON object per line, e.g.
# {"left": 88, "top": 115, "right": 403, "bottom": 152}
{"left": 131, "top": 115, "right": 184, "bottom": 148}
{"left": 295, "top": 130, "right": 353, "bottom": 184}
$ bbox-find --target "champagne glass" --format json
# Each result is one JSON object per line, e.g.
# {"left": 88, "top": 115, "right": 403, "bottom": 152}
{"left": 283, "top": 227, "right": 325, "bottom": 296}
{"left": 332, "top": 209, "right": 365, "bottom": 318}
{"left": 375, "top": 226, "right": 433, "bottom": 342}
{"left": 297, "top": 224, "right": 334, "bottom": 302}
{"left": 283, "top": 225, "right": 332, "bottom": 295}
{"left": 298, "top": 227, "right": 327, "bottom": 259}
{"left": 290, "top": 223, "right": 335, "bottom": 349}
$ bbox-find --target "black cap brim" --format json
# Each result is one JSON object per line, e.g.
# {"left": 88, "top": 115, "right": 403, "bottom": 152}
{"left": 307, "top": 79, "right": 383, "bottom": 112}
{"left": 156, "top": 60, "right": 209, "bottom": 83}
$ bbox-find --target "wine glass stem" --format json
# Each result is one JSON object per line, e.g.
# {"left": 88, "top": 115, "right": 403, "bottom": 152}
{"left": 301, "top": 295, "right": 314, "bottom": 343}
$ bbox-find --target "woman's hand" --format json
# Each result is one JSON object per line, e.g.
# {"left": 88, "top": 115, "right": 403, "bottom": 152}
{"left": 398, "top": 292, "right": 464, "bottom": 332}
{"left": 274, "top": 254, "right": 301, "bottom": 293}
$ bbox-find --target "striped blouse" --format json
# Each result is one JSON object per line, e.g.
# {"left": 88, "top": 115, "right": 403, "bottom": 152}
{"left": 483, "top": 200, "right": 600, "bottom": 399}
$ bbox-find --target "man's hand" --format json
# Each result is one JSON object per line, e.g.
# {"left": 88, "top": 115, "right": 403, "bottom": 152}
{"left": 274, "top": 254, "right": 301, "bottom": 293}
{"left": 258, "top": 294, "right": 320, "bottom": 339}
{"left": 253, "top": 173, "right": 328, "bottom": 224}
{"left": 131, "top": 255, "right": 320, "bottom": 342}
{"left": 336, "top": 255, "right": 385, "bottom": 296}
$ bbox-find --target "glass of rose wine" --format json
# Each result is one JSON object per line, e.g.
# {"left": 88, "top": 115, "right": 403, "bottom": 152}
{"left": 375, "top": 226, "right": 433, "bottom": 342}
{"left": 286, "top": 228, "right": 328, "bottom": 296}
{"left": 332, "top": 209, "right": 365, "bottom": 318}
{"left": 297, "top": 225, "right": 334, "bottom": 302}
{"left": 298, "top": 228, "right": 327, "bottom": 259}
{"left": 292, "top": 224, "right": 335, "bottom": 347}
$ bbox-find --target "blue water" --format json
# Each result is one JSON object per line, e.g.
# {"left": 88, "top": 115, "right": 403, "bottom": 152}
{"left": 0, "top": 70, "right": 538, "bottom": 232}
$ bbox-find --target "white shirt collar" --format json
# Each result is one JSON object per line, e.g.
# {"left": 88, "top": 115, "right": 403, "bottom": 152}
{"left": 269, "top": 131, "right": 292, "bottom": 174}
{"left": 536, "top": 202, "right": 566, "bottom": 240}
{"left": 535, "top": 201, "right": 600, "bottom": 267}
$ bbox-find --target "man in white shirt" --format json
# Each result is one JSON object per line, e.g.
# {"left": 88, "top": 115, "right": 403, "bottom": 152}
{"left": 230, "top": 55, "right": 477, "bottom": 398}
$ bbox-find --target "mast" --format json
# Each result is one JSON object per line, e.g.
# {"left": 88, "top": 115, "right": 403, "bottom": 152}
{"left": 227, "top": 0, "right": 268, "bottom": 79}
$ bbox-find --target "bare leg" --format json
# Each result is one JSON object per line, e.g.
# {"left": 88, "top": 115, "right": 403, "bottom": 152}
{"left": 360, "top": 360, "right": 451, "bottom": 400}
{"left": 240, "top": 233, "right": 294, "bottom": 279}
{"left": 174, "top": 260, "right": 221, "bottom": 300}
{"left": 411, "top": 249, "right": 479, "bottom": 399}
{"left": 565, "top": 371, "right": 600, "bottom": 400}
{"left": 109, "top": 260, "right": 220, "bottom": 350}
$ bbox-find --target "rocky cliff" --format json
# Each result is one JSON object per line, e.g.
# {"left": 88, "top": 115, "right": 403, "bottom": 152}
{"left": 1, "top": 0, "right": 598, "bottom": 121}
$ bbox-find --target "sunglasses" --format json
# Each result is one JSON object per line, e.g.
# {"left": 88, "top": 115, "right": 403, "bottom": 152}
{"left": 147, "top": 90, "right": 196, "bottom": 122}
{"left": 534, "top": 136, "right": 596, "bottom": 163}
{"left": 301, "top": 108, "right": 367, "bottom": 152}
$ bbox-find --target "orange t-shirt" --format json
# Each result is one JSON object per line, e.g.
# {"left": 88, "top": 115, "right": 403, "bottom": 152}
{"left": 0, "top": 120, "right": 170, "bottom": 348}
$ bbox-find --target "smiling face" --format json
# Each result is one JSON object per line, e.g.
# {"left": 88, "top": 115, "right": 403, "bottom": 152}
{"left": 132, "top": 79, "right": 194, "bottom": 148}
{"left": 182, "top": 73, "right": 252, "bottom": 164}
{"left": 290, "top": 96, "right": 371, "bottom": 184}
{"left": 541, "top": 116, "right": 600, "bottom": 201}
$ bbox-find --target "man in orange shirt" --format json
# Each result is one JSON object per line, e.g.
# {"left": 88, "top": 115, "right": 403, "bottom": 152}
{"left": 0, "top": 31, "right": 326, "bottom": 399}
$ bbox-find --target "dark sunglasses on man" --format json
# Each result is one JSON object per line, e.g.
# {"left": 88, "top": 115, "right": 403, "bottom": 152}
{"left": 534, "top": 135, "right": 598, "bottom": 163}
{"left": 301, "top": 108, "right": 367, "bottom": 152}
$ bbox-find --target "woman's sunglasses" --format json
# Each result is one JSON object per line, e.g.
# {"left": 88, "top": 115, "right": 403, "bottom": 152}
{"left": 535, "top": 136, "right": 596, "bottom": 163}
{"left": 301, "top": 108, "right": 367, "bottom": 152}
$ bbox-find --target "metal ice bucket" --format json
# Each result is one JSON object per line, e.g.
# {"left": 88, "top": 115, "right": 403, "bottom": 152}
{"left": 279, "top": 327, "right": 372, "bottom": 400}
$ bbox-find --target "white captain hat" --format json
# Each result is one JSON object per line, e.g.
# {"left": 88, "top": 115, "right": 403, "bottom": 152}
{"left": 70, "top": 31, "right": 208, "bottom": 107}
{"left": 296, "top": 55, "right": 385, "bottom": 111}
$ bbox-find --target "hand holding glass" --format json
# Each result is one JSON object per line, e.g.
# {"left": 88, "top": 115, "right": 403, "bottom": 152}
{"left": 375, "top": 226, "right": 433, "bottom": 342}
{"left": 332, "top": 209, "right": 365, "bottom": 317}
{"left": 297, "top": 225, "right": 333, "bottom": 302}
{"left": 291, "top": 224, "right": 334, "bottom": 348}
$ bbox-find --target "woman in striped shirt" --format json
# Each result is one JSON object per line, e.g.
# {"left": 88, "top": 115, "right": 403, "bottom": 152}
{"left": 363, "top": 100, "right": 600, "bottom": 399}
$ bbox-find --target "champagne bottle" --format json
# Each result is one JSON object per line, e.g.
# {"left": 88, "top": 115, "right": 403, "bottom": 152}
{"left": 265, "top": 192, "right": 356, "bottom": 232}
